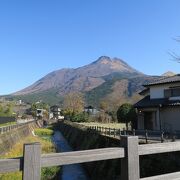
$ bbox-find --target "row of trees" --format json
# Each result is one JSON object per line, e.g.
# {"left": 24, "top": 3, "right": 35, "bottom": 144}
{"left": 62, "top": 92, "right": 137, "bottom": 128}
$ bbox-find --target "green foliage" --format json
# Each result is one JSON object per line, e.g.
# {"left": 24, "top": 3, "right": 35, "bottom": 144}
{"left": 0, "top": 103, "right": 14, "bottom": 117}
{"left": 41, "top": 166, "right": 60, "bottom": 180}
{"left": 31, "top": 102, "right": 49, "bottom": 111}
{"left": 6, "top": 88, "right": 63, "bottom": 105}
{"left": 34, "top": 128, "right": 54, "bottom": 136}
{"left": 0, "top": 121, "right": 16, "bottom": 127}
{"left": 117, "top": 103, "right": 137, "bottom": 129}
{"left": 30, "top": 102, "right": 49, "bottom": 118}
{"left": 85, "top": 72, "right": 133, "bottom": 107}
{"left": 71, "top": 113, "right": 89, "bottom": 122}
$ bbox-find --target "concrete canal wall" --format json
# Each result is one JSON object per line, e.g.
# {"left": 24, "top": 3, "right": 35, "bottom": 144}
{"left": 0, "top": 120, "right": 43, "bottom": 155}
{"left": 57, "top": 121, "right": 180, "bottom": 179}
{"left": 57, "top": 121, "right": 121, "bottom": 180}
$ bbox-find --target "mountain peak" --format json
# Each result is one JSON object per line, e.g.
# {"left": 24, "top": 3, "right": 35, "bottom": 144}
{"left": 162, "top": 71, "right": 176, "bottom": 77}
{"left": 93, "top": 56, "right": 111, "bottom": 64}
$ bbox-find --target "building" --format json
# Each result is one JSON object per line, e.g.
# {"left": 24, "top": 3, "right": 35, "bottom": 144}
{"left": 50, "top": 105, "right": 64, "bottom": 120}
{"left": 84, "top": 106, "right": 99, "bottom": 115}
{"left": 36, "top": 109, "right": 45, "bottom": 118}
{"left": 134, "top": 74, "right": 180, "bottom": 132}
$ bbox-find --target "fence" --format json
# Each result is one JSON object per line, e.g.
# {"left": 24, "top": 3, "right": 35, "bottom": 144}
{"left": 0, "top": 119, "right": 38, "bottom": 134}
{"left": 87, "top": 126, "right": 177, "bottom": 143}
{"left": 1, "top": 136, "right": 180, "bottom": 180}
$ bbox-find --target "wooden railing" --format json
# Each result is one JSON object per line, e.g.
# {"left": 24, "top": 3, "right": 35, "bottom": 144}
{"left": 87, "top": 126, "right": 177, "bottom": 143}
{"left": 1, "top": 136, "right": 180, "bottom": 180}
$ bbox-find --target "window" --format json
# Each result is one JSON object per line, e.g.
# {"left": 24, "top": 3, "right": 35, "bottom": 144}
{"left": 164, "top": 88, "right": 180, "bottom": 98}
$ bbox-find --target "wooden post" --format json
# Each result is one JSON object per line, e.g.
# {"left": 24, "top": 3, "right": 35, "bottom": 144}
{"left": 133, "top": 129, "right": 136, "bottom": 136}
{"left": 123, "top": 128, "right": 126, "bottom": 135}
{"left": 161, "top": 131, "right": 164, "bottom": 143}
{"left": 145, "top": 130, "right": 148, "bottom": 144}
{"left": 119, "top": 129, "right": 121, "bottom": 140}
{"left": 172, "top": 132, "right": 176, "bottom": 142}
{"left": 120, "top": 136, "right": 139, "bottom": 180}
{"left": 23, "top": 143, "right": 41, "bottom": 180}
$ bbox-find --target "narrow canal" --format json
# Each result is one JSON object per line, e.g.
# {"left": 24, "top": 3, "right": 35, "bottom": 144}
{"left": 52, "top": 131, "right": 89, "bottom": 180}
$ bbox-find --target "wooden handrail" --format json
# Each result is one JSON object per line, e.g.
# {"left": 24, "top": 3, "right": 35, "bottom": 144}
{"left": 1, "top": 136, "right": 180, "bottom": 179}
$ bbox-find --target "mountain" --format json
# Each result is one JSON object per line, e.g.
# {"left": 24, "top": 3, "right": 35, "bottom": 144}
{"left": 161, "top": 71, "right": 176, "bottom": 77}
{"left": 13, "top": 56, "right": 142, "bottom": 96}
{"left": 10, "top": 56, "right": 159, "bottom": 106}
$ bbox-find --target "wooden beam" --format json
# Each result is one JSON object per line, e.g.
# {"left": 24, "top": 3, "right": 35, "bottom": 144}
{"left": 0, "top": 157, "right": 22, "bottom": 173}
{"left": 139, "top": 141, "right": 180, "bottom": 155}
{"left": 41, "top": 147, "right": 124, "bottom": 167}
{"left": 141, "top": 171, "right": 180, "bottom": 180}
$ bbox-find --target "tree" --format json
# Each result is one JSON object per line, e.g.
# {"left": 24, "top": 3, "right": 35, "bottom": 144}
{"left": 0, "top": 103, "right": 14, "bottom": 117}
{"left": 117, "top": 103, "right": 137, "bottom": 130}
{"left": 30, "top": 102, "right": 49, "bottom": 118}
{"left": 63, "top": 92, "right": 85, "bottom": 117}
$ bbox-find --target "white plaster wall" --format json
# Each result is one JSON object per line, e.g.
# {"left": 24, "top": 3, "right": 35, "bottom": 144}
{"left": 150, "top": 82, "right": 180, "bottom": 99}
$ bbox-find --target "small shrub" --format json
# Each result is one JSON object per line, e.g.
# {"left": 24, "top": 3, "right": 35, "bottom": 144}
{"left": 41, "top": 166, "right": 60, "bottom": 180}
{"left": 34, "top": 128, "right": 54, "bottom": 136}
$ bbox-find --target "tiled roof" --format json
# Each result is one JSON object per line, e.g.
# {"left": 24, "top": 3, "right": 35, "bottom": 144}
{"left": 134, "top": 96, "right": 180, "bottom": 108}
{"left": 144, "top": 74, "right": 180, "bottom": 87}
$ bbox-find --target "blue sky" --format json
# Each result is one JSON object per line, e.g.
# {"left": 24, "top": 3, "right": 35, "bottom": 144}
{"left": 0, "top": 0, "right": 180, "bottom": 95}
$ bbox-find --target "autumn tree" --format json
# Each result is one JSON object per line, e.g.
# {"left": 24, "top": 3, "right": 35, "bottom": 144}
{"left": 63, "top": 92, "right": 85, "bottom": 116}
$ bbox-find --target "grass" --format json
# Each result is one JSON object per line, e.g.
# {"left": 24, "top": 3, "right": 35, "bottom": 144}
{"left": 0, "top": 131, "right": 60, "bottom": 180}
{"left": 0, "top": 121, "right": 16, "bottom": 127}
{"left": 78, "top": 122, "right": 126, "bottom": 129}
{"left": 34, "top": 128, "right": 54, "bottom": 136}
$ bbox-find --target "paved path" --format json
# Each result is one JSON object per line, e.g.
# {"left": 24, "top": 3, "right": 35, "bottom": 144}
{"left": 52, "top": 131, "right": 88, "bottom": 180}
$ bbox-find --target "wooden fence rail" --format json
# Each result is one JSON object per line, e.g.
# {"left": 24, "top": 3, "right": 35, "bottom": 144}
{"left": 1, "top": 136, "right": 180, "bottom": 180}
{"left": 87, "top": 125, "right": 177, "bottom": 143}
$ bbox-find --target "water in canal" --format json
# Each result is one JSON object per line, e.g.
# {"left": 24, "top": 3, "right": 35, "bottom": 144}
{"left": 52, "top": 131, "right": 89, "bottom": 180}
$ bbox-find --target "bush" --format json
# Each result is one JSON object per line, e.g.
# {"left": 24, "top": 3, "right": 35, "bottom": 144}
{"left": 117, "top": 103, "right": 137, "bottom": 130}
{"left": 34, "top": 128, "right": 54, "bottom": 136}
{"left": 71, "top": 113, "right": 89, "bottom": 122}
